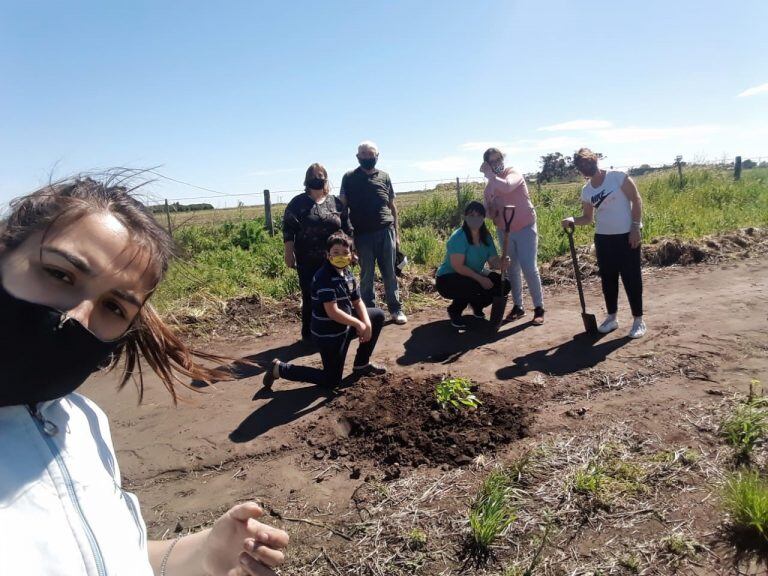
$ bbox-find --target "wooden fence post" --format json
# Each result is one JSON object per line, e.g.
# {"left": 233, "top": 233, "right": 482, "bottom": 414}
{"left": 734, "top": 156, "right": 742, "bottom": 180}
{"left": 163, "top": 199, "right": 173, "bottom": 237}
{"left": 675, "top": 156, "right": 684, "bottom": 188}
{"left": 455, "top": 177, "right": 461, "bottom": 208}
{"left": 264, "top": 189, "right": 274, "bottom": 235}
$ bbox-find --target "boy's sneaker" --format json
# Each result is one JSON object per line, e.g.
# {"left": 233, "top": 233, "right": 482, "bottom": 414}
{"left": 353, "top": 363, "right": 388, "bottom": 377}
{"left": 598, "top": 315, "right": 619, "bottom": 334}
{"left": 449, "top": 312, "right": 467, "bottom": 329}
{"left": 629, "top": 318, "right": 647, "bottom": 339}
{"left": 263, "top": 359, "right": 280, "bottom": 389}
{"left": 391, "top": 310, "right": 408, "bottom": 325}
{"left": 506, "top": 305, "right": 525, "bottom": 321}
{"left": 471, "top": 306, "right": 486, "bottom": 319}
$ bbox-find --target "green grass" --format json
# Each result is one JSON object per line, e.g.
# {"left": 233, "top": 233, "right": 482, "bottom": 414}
{"left": 467, "top": 468, "right": 517, "bottom": 560}
{"left": 723, "top": 470, "right": 768, "bottom": 541}
{"left": 154, "top": 167, "right": 768, "bottom": 318}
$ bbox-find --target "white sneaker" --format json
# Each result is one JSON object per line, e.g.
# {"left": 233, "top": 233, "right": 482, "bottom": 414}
{"left": 629, "top": 318, "right": 647, "bottom": 339}
{"left": 391, "top": 311, "right": 408, "bottom": 325}
{"left": 598, "top": 315, "right": 619, "bottom": 334}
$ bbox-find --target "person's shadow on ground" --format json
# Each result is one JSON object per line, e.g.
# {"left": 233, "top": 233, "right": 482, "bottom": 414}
{"left": 495, "top": 332, "right": 632, "bottom": 380}
{"left": 191, "top": 340, "right": 316, "bottom": 388}
{"left": 228, "top": 374, "right": 361, "bottom": 443}
{"left": 397, "top": 318, "right": 535, "bottom": 366}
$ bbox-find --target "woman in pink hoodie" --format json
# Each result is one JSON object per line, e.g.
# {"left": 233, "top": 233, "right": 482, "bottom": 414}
{"left": 481, "top": 147, "right": 545, "bottom": 324}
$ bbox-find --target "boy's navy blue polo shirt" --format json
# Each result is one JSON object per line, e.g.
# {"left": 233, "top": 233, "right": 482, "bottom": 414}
{"left": 311, "top": 261, "right": 360, "bottom": 338}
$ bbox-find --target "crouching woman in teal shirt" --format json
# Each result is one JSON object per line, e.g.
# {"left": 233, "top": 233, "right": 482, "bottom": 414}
{"left": 435, "top": 201, "right": 510, "bottom": 329}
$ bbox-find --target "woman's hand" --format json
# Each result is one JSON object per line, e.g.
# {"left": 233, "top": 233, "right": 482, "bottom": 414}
{"left": 203, "top": 502, "right": 289, "bottom": 576}
{"left": 629, "top": 227, "right": 642, "bottom": 249}
{"left": 500, "top": 256, "right": 510, "bottom": 272}
{"left": 477, "top": 275, "right": 494, "bottom": 291}
{"left": 284, "top": 252, "right": 296, "bottom": 269}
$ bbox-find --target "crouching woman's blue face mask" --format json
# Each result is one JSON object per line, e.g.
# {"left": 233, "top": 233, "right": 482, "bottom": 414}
{"left": 0, "top": 284, "right": 122, "bottom": 407}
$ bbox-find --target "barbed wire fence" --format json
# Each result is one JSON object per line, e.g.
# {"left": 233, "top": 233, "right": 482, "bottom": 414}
{"left": 148, "top": 154, "right": 768, "bottom": 236}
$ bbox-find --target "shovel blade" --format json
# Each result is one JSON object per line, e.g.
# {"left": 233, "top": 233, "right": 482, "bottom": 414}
{"left": 582, "top": 313, "right": 598, "bottom": 334}
{"left": 489, "top": 295, "right": 507, "bottom": 328}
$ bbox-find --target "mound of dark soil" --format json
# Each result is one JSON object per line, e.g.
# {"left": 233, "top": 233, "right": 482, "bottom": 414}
{"left": 331, "top": 375, "right": 532, "bottom": 470}
{"left": 541, "top": 227, "right": 767, "bottom": 285}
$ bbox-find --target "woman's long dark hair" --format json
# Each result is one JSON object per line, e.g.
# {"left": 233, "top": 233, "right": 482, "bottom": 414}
{"left": 461, "top": 201, "right": 492, "bottom": 246}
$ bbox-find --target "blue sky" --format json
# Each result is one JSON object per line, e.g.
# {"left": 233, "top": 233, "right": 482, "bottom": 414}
{"left": 2, "top": 0, "right": 767, "bottom": 207}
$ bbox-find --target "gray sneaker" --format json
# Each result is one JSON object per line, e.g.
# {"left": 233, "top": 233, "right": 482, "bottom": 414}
{"left": 391, "top": 310, "right": 408, "bottom": 325}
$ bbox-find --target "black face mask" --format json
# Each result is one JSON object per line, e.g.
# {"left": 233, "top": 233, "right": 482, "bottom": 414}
{"left": 307, "top": 177, "right": 326, "bottom": 190}
{"left": 0, "top": 284, "right": 122, "bottom": 407}
{"left": 359, "top": 157, "right": 377, "bottom": 170}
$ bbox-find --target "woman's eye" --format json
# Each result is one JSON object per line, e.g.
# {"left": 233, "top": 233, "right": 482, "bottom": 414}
{"left": 44, "top": 267, "right": 74, "bottom": 285}
{"left": 103, "top": 301, "right": 126, "bottom": 319}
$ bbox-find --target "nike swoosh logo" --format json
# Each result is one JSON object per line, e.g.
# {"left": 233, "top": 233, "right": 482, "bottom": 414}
{"left": 592, "top": 189, "right": 613, "bottom": 209}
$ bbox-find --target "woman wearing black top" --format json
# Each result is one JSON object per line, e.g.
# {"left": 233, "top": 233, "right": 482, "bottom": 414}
{"left": 283, "top": 163, "right": 353, "bottom": 343}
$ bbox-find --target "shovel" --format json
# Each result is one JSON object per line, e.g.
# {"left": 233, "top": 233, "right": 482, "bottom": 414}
{"left": 489, "top": 205, "right": 515, "bottom": 329}
{"left": 565, "top": 224, "right": 598, "bottom": 334}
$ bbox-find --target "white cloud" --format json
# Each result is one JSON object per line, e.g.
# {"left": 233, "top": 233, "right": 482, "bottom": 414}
{"left": 412, "top": 155, "right": 475, "bottom": 173}
{"left": 595, "top": 124, "right": 721, "bottom": 144}
{"left": 738, "top": 83, "right": 768, "bottom": 98}
{"left": 538, "top": 119, "right": 613, "bottom": 131}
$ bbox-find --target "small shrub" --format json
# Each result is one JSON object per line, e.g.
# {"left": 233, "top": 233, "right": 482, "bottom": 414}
{"left": 723, "top": 471, "right": 768, "bottom": 541}
{"left": 435, "top": 377, "right": 481, "bottom": 410}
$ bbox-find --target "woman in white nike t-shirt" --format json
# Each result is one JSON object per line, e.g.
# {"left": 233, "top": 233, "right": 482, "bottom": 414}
{"left": 561, "top": 148, "right": 647, "bottom": 339}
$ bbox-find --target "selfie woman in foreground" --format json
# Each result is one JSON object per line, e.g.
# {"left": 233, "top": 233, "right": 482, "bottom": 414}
{"left": 0, "top": 176, "right": 289, "bottom": 575}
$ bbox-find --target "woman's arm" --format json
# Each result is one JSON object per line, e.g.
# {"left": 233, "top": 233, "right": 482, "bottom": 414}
{"left": 283, "top": 241, "right": 296, "bottom": 269}
{"left": 449, "top": 253, "right": 491, "bottom": 287}
{"left": 562, "top": 201, "right": 594, "bottom": 228}
{"left": 621, "top": 176, "right": 643, "bottom": 248}
{"left": 483, "top": 181, "right": 498, "bottom": 222}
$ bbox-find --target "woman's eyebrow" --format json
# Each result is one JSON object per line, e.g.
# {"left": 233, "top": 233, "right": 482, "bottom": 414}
{"left": 41, "top": 246, "right": 94, "bottom": 275}
{"left": 111, "top": 288, "right": 143, "bottom": 308}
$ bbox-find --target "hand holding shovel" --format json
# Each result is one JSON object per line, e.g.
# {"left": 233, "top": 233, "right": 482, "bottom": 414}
{"left": 565, "top": 223, "right": 598, "bottom": 334}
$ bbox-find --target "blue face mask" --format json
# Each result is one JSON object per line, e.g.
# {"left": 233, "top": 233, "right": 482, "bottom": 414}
{"left": 359, "top": 157, "right": 377, "bottom": 170}
{"left": 491, "top": 161, "right": 505, "bottom": 175}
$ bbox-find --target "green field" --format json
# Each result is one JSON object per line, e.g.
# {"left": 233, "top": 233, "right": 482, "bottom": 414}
{"left": 153, "top": 167, "right": 768, "bottom": 319}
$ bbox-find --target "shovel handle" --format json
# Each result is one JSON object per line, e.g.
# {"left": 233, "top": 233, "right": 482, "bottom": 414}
{"left": 565, "top": 226, "right": 588, "bottom": 314}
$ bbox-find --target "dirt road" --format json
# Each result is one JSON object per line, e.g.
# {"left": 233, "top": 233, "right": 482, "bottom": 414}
{"left": 83, "top": 255, "right": 768, "bottom": 574}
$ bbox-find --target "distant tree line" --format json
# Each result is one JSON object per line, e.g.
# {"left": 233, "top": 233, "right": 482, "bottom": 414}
{"left": 148, "top": 202, "right": 215, "bottom": 214}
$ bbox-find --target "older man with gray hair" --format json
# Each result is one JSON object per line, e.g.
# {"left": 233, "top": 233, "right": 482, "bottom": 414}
{"left": 340, "top": 141, "right": 406, "bottom": 324}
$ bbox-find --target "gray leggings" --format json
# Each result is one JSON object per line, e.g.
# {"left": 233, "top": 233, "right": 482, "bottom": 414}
{"left": 497, "top": 224, "right": 544, "bottom": 309}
